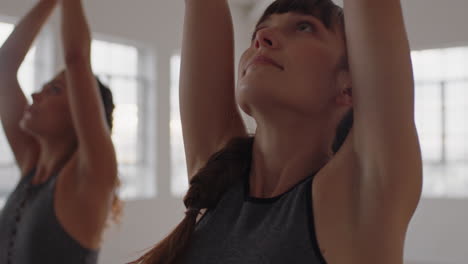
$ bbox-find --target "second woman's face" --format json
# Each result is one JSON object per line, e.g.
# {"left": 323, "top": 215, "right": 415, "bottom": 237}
{"left": 236, "top": 12, "right": 347, "bottom": 120}
{"left": 20, "top": 71, "right": 74, "bottom": 138}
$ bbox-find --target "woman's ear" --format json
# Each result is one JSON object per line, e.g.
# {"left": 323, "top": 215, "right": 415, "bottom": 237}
{"left": 335, "top": 70, "right": 353, "bottom": 106}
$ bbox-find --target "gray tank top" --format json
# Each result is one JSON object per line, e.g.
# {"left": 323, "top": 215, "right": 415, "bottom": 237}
{"left": 0, "top": 169, "right": 99, "bottom": 264}
{"left": 182, "top": 170, "right": 327, "bottom": 264}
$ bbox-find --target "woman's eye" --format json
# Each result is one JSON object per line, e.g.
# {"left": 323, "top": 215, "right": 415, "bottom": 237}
{"left": 49, "top": 86, "right": 60, "bottom": 94}
{"left": 297, "top": 21, "right": 315, "bottom": 32}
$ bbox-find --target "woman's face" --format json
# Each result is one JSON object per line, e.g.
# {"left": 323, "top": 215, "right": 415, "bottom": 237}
{"left": 20, "top": 71, "right": 74, "bottom": 138}
{"left": 236, "top": 12, "right": 350, "bottom": 120}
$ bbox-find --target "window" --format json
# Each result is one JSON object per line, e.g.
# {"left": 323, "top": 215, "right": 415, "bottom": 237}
{"left": 91, "top": 39, "right": 154, "bottom": 199}
{"left": 412, "top": 46, "right": 468, "bottom": 197}
{"left": 170, "top": 55, "right": 188, "bottom": 197}
{"left": 0, "top": 21, "right": 37, "bottom": 207}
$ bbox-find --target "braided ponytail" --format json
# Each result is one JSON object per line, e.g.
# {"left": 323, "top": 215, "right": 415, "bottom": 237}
{"left": 130, "top": 137, "right": 255, "bottom": 264}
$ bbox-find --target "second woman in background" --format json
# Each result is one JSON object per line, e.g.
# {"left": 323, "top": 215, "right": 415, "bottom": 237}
{"left": 0, "top": 0, "right": 120, "bottom": 263}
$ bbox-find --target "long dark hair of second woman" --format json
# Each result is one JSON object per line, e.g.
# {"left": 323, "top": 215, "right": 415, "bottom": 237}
{"left": 131, "top": 0, "right": 349, "bottom": 263}
{"left": 96, "top": 76, "right": 123, "bottom": 224}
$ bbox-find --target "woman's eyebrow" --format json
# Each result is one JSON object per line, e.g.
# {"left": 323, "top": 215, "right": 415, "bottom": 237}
{"left": 256, "top": 16, "right": 272, "bottom": 29}
{"left": 41, "top": 81, "right": 52, "bottom": 89}
{"left": 252, "top": 17, "right": 272, "bottom": 41}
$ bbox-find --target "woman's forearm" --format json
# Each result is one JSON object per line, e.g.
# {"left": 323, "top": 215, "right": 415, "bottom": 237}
{"left": 60, "top": 0, "right": 92, "bottom": 65}
{"left": 0, "top": 0, "right": 57, "bottom": 74}
{"left": 343, "top": 0, "right": 414, "bottom": 116}
{"left": 180, "top": 0, "right": 248, "bottom": 175}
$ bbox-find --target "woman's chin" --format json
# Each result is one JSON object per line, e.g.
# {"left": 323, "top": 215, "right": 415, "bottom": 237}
{"left": 19, "top": 118, "right": 36, "bottom": 135}
{"left": 235, "top": 91, "right": 253, "bottom": 116}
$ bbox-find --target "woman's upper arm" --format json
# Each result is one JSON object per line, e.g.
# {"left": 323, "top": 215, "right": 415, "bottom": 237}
{"left": 181, "top": 0, "right": 247, "bottom": 178}
{"left": 64, "top": 64, "right": 117, "bottom": 173}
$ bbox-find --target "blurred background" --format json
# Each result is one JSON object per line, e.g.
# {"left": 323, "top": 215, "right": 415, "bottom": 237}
{"left": 0, "top": 0, "right": 467, "bottom": 263}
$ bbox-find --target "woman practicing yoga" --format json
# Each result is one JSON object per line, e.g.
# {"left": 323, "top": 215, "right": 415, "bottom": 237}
{"left": 135, "top": 0, "right": 422, "bottom": 263}
{"left": 0, "top": 0, "right": 120, "bottom": 263}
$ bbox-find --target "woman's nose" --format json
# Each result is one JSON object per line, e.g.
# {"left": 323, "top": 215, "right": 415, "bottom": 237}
{"left": 254, "top": 28, "right": 281, "bottom": 50}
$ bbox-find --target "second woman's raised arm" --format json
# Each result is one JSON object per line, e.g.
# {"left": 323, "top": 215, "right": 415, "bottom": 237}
{"left": 180, "top": 0, "right": 247, "bottom": 179}
{"left": 60, "top": 0, "right": 117, "bottom": 187}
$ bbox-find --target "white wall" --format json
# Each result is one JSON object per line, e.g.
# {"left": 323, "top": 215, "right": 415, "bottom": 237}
{"left": 0, "top": 0, "right": 468, "bottom": 263}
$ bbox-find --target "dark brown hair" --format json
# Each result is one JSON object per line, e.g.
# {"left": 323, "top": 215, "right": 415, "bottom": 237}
{"left": 131, "top": 0, "right": 350, "bottom": 263}
{"left": 95, "top": 77, "right": 114, "bottom": 131}
{"left": 95, "top": 76, "right": 123, "bottom": 224}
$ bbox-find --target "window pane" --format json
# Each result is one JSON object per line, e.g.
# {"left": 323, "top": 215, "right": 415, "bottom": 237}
{"left": 412, "top": 49, "right": 444, "bottom": 82}
{"left": 170, "top": 55, "right": 188, "bottom": 197}
{"left": 443, "top": 47, "right": 468, "bottom": 80}
{"left": 92, "top": 40, "right": 138, "bottom": 77}
{"left": 412, "top": 46, "right": 468, "bottom": 197}
{"left": 91, "top": 39, "right": 150, "bottom": 199}
{"left": 17, "top": 47, "right": 36, "bottom": 101}
{"left": 0, "top": 22, "right": 13, "bottom": 43}
{"left": 90, "top": 40, "right": 110, "bottom": 74}
{"left": 110, "top": 42, "right": 138, "bottom": 76}
{"left": 110, "top": 77, "right": 139, "bottom": 165}
{"left": 414, "top": 83, "right": 443, "bottom": 162}
{"left": 446, "top": 81, "right": 468, "bottom": 161}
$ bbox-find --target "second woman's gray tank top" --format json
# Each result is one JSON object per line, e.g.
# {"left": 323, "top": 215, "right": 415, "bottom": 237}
{"left": 182, "top": 170, "right": 327, "bottom": 264}
{"left": 0, "top": 169, "right": 99, "bottom": 264}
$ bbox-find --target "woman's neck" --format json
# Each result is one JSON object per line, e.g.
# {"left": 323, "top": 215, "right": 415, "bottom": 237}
{"left": 249, "top": 117, "right": 334, "bottom": 198}
{"left": 34, "top": 136, "right": 77, "bottom": 183}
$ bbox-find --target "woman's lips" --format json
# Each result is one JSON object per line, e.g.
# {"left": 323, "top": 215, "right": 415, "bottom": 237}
{"left": 246, "top": 55, "right": 284, "bottom": 72}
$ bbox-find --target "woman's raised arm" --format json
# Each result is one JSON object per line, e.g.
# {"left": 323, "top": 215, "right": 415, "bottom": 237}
{"left": 343, "top": 0, "right": 422, "bottom": 245}
{"left": 60, "top": 0, "right": 117, "bottom": 189}
{"left": 0, "top": 0, "right": 57, "bottom": 175}
{"left": 180, "top": 0, "right": 247, "bottom": 179}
